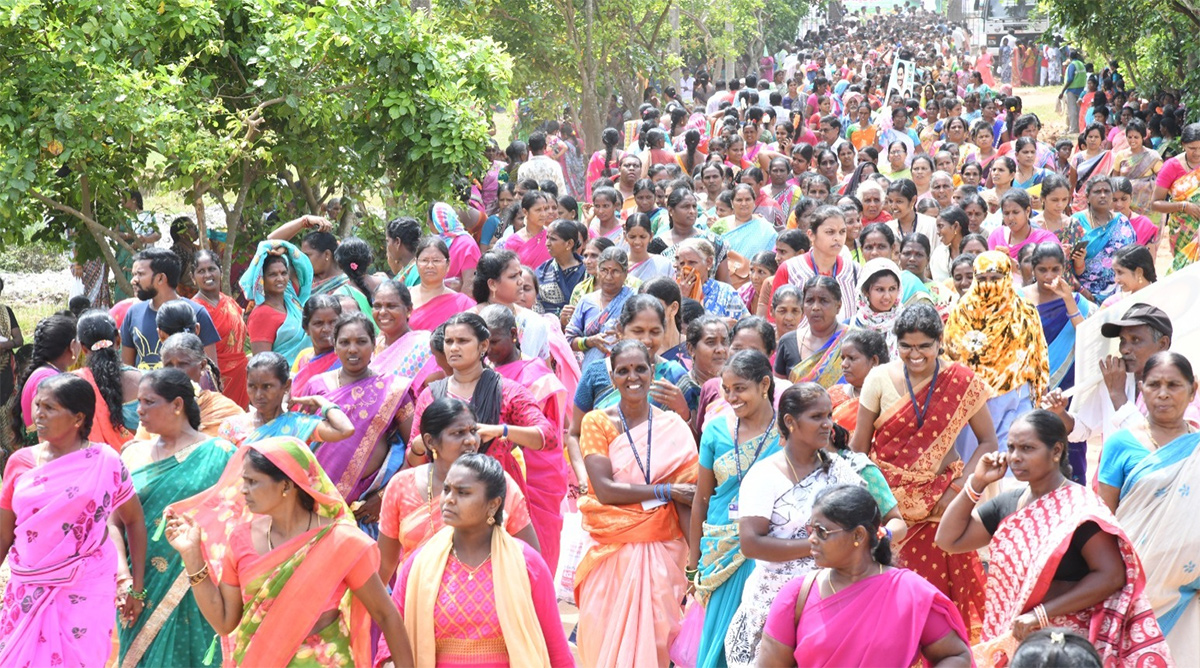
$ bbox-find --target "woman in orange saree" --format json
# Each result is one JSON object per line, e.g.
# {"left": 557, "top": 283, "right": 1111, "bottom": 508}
{"left": 828, "top": 329, "right": 889, "bottom": 434}
{"left": 376, "top": 397, "right": 539, "bottom": 583}
{"left": 191, "top": 250, "right": 250, "bottom": 408}
{"left": 74, "top": 310, "right": 140, "bottom": 450}
{"left": 164, "top": 436, "right": 415, "bottom": 667}
{"left": 850, "top": 302, "right": 996, "bottom": 644}
{"left": 576, "top": 340, "right": 698, "bottom": 668}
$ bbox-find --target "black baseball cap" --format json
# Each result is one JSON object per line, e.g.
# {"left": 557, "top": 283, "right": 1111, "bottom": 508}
{"left": 1100, "top": 303, "right": 1172, "bottom": 338}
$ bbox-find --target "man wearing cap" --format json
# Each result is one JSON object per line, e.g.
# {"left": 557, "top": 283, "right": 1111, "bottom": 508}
{"left": 1044, "top": 304, "right": 1200, "bottom": 449}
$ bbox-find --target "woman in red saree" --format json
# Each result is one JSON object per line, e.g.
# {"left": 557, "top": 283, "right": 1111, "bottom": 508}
{"left": 1150, "top": 124, "right": 1200, "bottom": 271}
{"left": 850, "top": 302, "right": 996, "bottom": 643}
{"left": 576, "top": 340, "right": 698, "bottom": 668}
{"left": 191, "top": 250, "right": 250, "bottom": 408}
{"left": 371, "top": 279, "right": 440, "bottom": 394}
{"left": 290, "top": 294, "right": 342, "bottom": 397}
{"left": 407, "top": 237, "right": 478, "bottom": 332}
{"left": 304, "top": 313, "right": 415, "bottom": 532}
{"left": 937, "top": 411, "right": 1173, "bottom": 668}
{"left": 481, "top": 304, "right": 568, "bottom": 573}
{"left": 0, "top": 374, "right": 147, "bottom": 667}
{"left": 164, "top": 436, "right": 415, "bottom": 667}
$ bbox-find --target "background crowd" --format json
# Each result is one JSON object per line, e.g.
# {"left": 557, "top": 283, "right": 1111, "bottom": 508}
{"left": 1, "top": 5, "right": 1199, "bottom": 668}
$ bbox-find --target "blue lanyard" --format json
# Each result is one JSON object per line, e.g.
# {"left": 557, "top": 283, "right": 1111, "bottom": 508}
{"left": 618, "top": 407, "right": 653, "bottom": 485}
{"left": 904, "top": 360, "right": 940, "bottom": 429}
{"left": 733, "top": 414, "right": 777, "bottom": 484}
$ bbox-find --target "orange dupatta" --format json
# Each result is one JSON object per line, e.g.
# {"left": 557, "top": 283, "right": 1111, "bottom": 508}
{"left": 168, "top": 437, "right": 376, "bottom": 667}
{"left": 573, "top": 408, "right": 698, "bottom": 601}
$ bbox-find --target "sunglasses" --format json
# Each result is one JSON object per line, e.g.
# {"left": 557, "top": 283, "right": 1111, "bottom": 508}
{"left": 806, "top": 522, "right": 848, "bottom": 540}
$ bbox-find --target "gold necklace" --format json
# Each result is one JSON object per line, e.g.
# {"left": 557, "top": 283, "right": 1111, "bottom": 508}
{"left": 828, "top": 563, "right": 884, "bottom": 595}
{"left": 452, "top": 547, "right": 492, "bottom": 581}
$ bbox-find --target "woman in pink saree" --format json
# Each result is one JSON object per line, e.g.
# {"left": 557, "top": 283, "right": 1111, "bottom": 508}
{"left": 0, "top": 374, "right": 147, "bottom": 667}
{"left": 407, "top": 237, "right": 478, "bottom": 332}
{"left": 371, "top": 279, "right": 441, "bottom": 394}
{"left": 502, "top": 190, "right": 555, "bottom": 269}
{"left": 290, "top": 294, "right": 343, "bottom": 397}
{"left": 575, "top": 340, "right": 698, "bottom": 668}
{"left": 304, "top": 313, "right": 415, "bottom": 532}
{"left": 481, "top": 304, "right": 569, "bottom": 573}
{"left": 429, "top": 203, "right": 481, "bottom": 291}
{"left": 758, "top": 485, "right": 972, "bottom": 668}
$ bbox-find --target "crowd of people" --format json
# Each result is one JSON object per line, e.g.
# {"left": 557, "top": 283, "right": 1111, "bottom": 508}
{"left": 1, "top": 6, "right": 1199, "bottom": 668}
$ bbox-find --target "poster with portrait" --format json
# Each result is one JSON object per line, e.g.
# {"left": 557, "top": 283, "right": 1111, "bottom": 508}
{"left": 886, "top": 58, "right": 915, "bottom": 102}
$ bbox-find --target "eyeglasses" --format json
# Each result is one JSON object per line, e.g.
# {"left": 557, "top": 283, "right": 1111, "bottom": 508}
{"left": 806, "top": 523, "right": 848, "bottom": 540}
{"left": 897, "top": 341, "right": 938, "bottom": 353}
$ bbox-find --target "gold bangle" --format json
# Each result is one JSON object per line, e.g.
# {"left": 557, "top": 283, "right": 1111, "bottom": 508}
{"left": 187, "top": 564, "right": 210, "bottom": 587}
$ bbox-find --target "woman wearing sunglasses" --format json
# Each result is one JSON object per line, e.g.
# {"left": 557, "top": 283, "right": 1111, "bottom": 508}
{"left": 756, "top": 484, "right": 973, "bottom": 667}
{"left": 722, "top": 382, "right": 865, "bottom": 667}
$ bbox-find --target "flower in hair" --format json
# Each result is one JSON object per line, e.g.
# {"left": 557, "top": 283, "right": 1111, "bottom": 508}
{"left": 90, "top": 340, "right": 114, "bottom": 352}
{"left": 350, "top": 262, "right": 359, "bottom": 271}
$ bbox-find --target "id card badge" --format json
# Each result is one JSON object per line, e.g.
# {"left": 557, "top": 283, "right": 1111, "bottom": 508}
{"left": 728, "top": 502, "right": 740, "bottom": 521}
{"left": 642, "top": 498, "right": 668, "bottom": 511}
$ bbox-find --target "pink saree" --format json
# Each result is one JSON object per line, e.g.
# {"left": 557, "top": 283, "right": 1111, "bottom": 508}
{"left": 305, "top": 370, "right": 415, "bottom": 502}
{"left": 0, "top": 444, "right": 135, "bottom": 667}
{"left": 409, "top": 291, "right": 478, "bottom": 333}
{"left": 291, "top": 348, "right": 340, "bottom": 398}
{"left": 495, "top": 357, "right": 569, "bottom": 573}
{"left": 503, "top": 228, "right": 552, "bottom": 268}
{"left": 372, "top": 331, "right": 439, "bottom": 393}
{"left": 766, "top": 568, "right": 970, "bottom": 668}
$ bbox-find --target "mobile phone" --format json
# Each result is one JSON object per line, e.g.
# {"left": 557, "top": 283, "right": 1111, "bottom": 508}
{"left": 1071, "top": 241, "right": 1087, "bottom": 256}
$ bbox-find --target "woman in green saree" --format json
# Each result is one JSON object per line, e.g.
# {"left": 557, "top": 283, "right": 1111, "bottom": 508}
{"left": 111, "top": 367, "right": 237, "bottom": 667}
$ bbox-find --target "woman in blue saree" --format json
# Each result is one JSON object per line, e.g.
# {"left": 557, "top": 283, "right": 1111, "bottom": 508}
{"left": 1099, "top": 352, "right": 1200, "bottom": 665}
{"left": 565, "top": 246, "right": 636, "bottom": 369}
{"left": 689, "top": 351, "right": 781, "bottom": 668}
{"left": 1021, "top": 243, "right": 1096, "bottom": 481}
{"left": 218, "top": 351, "right": 356, "bottom": 448}
{"left": 1069, "top": 177, "right": 1137, "bottom": 304}
{"left": 239, "top": 239, "right": 313, "bottom": 366}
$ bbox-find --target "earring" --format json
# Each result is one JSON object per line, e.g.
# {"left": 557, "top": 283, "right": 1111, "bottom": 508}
{"left": 854, "top": 541, "right": 860, "bottom": 547}
{"left": 487, "top": 516, "right": 496, "bottom": 526}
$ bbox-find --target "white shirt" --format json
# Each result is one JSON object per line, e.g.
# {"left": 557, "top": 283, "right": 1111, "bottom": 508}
{"left": 679, "top": 76, "right": 695, "bottom": 103}
{"left": 516, "top": 155, "right": 567, "bottom": 195}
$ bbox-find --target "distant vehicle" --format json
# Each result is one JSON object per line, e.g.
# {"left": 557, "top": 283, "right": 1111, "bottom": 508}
{"left": 980, "top": 0, "right": 1048, "bottom": 48}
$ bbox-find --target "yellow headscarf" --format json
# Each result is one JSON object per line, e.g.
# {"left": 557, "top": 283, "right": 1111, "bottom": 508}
{"left": 944, "top": 251, "right": 1048, "bottom": 400}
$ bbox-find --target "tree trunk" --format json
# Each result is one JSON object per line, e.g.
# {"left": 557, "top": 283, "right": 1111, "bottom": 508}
{"left": 579, "top": 0, "right": 603, "bottom": 151}
{"left": 221, "top": 160, "right": 258, "bottom": 297}
{"left": 411, "top": 0, "right": 430, "bottom": 13}
{"left": 192, "top": 186, "right": 209, "bottom": 251}
{"left": 724, "top": 20, "right": 735, "bottom": 81}
{"left": 669, "top": 5, "right": 682, "bottom": 87}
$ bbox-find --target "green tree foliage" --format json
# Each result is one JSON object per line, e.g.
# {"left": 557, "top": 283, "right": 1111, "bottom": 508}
{"left": 0, "top": 0, "right": 511, "bottom": 293}
{"left": 437, "top": 0, "right": 813, "bottom": 148}
{"left": 1041, "top": 0, "right": 1200, "bottom": 117}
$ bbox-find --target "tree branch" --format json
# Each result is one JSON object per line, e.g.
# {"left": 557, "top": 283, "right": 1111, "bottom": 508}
{"left": 28, "top": 190, "right": 135, "bottom": 256}
{"left": 1168, "top": 0, "right": 1200, "bottom": 28}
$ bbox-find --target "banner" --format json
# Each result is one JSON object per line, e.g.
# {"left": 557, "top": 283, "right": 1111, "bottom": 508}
{"left": 885, "top": 58, "right": 915, "bottom": 102}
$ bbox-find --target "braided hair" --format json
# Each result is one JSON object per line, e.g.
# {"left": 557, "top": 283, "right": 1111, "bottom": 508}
{"left": 77, "top": 310, "right": 127, "bottom": 432}
{"left": 15, "top": 313, "right": 77, "bottom": 431}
